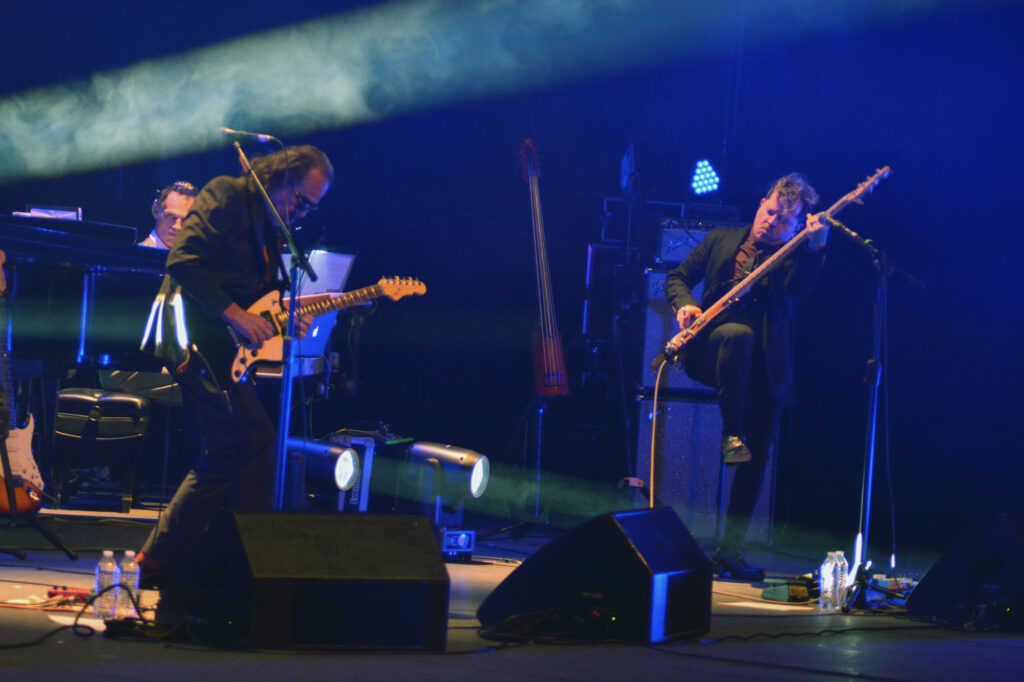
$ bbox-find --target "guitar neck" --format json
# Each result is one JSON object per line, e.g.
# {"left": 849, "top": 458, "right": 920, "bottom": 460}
{"left": 704, "top": 170, "right": 877, "bottom": 315}
{"left": 276, "top": 284, "right": 382, "bottom": 325}
{"left": 665, "top": 166, "right": 891, "bottom": 355}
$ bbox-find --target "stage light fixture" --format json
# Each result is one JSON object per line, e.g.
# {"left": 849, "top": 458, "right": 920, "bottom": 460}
{"left": 288, "top": 437, "right": 360, "bottom": 492}
{"left": 407, "top": 442, "right": 490, "bottom": 499}
{"left": 691, "top": 159, "right": 720, "bottom": 195}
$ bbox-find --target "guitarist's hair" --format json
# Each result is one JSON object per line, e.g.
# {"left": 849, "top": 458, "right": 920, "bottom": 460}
{"left": 250, "top": 145, "right": 335, "bottom": 191}
{"left": 765, "top": 173, "right": 819, "bottom": 217}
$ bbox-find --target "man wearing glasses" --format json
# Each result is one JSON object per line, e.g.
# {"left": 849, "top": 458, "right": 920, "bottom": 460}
{"left": 137, "top": 146, "right": 333, "bottom": 608}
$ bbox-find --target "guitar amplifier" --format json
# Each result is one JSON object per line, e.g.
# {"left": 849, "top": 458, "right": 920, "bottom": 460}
{"left": 635, "top": 396, "right": 773, "bottom": 543}
{"left": 655, "top": 218, "right": 746, "bottom": 266}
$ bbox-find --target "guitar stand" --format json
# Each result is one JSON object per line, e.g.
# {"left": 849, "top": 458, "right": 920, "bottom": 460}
{"left": 0, "top": 439, "right": 78, "bottom": 561}
{"left": 480, "top": 397, "right": 564, "bottom": 542}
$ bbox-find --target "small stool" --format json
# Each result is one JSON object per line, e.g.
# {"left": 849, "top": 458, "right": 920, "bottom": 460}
{"left": 54, "top": 388, "right": 150, "bottom": 513}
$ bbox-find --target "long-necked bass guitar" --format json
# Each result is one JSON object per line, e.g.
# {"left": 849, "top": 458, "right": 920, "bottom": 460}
{"left": 521, "top": 139, "right": 569, "bottom": 397}
{"left": 661, "top": 166, "right": 891, "bottom": 362}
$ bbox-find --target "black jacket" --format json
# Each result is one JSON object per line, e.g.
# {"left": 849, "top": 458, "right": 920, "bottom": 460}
{"left": 164, "top": 175, "right": 280, "bottom": 322}
{"left": 664, "top": 225, "right": 825, "bottom": 401}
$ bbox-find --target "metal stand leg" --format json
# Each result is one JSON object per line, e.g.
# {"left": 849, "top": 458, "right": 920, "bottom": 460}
{"left": 0, "top": 440, "right": 77, "bottom": 561}
{"left": 716, "top": 460, "right": 727, "bottom": 541}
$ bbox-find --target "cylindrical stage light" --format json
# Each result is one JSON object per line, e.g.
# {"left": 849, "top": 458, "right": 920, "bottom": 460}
{"left": 406, "top": 441, "right": 490, "bottom": 499}
{"left": 288, "top": 437, "right": 360, "bottom": 492}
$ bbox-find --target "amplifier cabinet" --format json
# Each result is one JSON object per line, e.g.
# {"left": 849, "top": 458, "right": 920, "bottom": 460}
{"left": 635, "top": 396, "right": 773, "bottom": 544}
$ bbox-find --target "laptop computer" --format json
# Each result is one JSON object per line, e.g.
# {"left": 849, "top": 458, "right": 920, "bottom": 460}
{"left": 292, "top": 249, "right": 356, "bottom": 359}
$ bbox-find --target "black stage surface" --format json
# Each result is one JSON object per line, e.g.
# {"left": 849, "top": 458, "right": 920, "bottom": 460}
{"left": 2, "top": 507, "right": 1023, "bottom": 681}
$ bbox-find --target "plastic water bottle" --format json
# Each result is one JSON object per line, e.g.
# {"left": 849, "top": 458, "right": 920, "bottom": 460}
{"left": 93, "top": 550, "right": 121, "bottom": 619}
{"left": 834, "top": 550, "right": 849, "bottom": 610}
{"left": 116, "top": 550, "right": 140, "bottom": 619}
{"left": 819, "top": 551, "right": 837, "bottom": 610}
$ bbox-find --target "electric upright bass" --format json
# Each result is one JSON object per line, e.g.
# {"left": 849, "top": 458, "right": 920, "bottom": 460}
{"left": 521, "top": 139, "right": 569, "bottom": 397}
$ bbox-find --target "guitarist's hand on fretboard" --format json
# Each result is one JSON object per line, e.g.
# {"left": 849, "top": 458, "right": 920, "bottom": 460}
{"left": 280, "top": 300, "right": 313, "bottom": 340}
{"left": 221, "top": 302, "right": 274, "bottom": 348}
{"left": 805, "top": 212, "right": 830, "bottom": 251}
{"left": 676, "top": 305, "right": 702, "bottom": 331}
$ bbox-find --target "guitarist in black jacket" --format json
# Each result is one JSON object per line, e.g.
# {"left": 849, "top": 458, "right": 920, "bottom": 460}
{"left": 665, "top": 173, "right": 829, "bottom": 580}
{"left": 137, "top": 146, "right": 332, "bottom": 597}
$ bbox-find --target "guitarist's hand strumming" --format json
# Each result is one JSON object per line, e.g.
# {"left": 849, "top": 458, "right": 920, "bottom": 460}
{"left": 221, "top": 302, "right": 274, "bottom": 348}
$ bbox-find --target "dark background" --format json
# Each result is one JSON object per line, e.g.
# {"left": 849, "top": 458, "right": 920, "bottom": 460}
{"left": 2, "top": 1, "right": 1021, "bottom": 554}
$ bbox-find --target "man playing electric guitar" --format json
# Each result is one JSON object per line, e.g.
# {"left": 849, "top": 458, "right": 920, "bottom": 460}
{"left": 664, "top": 173, "right": 829, "bottom": 581}
{"left": 137, "top": 146, "right": 331, "bottom": 595}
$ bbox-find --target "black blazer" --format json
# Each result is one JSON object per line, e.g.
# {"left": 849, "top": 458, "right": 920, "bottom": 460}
{"left": 664, "top": 225, "right": 825, "bottom": 401}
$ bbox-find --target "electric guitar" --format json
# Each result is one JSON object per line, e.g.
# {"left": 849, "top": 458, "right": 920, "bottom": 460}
{"left": 223, "top": 276, "right": 426, "bottom": 383}
{"left": 0, "top": 250, "right": 44, "bottom": 514}
{"left": 661, "top": 166, "right": 891, "bottom": 361}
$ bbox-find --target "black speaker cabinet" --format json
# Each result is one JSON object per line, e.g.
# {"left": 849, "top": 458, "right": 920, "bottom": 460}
{"left": 185, "top": 512, "right": 450, "bottom": 650}
{"left": 477, "top": 507, "right": 712, "bottom": 643}
{"left": 635, "top": 397, "right": 773, "bottom": 543}
{"left": 906, "top": 513, "right": 1024, "bottom": 631}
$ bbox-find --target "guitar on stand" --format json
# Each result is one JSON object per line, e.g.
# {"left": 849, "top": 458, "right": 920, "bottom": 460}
{"left": 0, "top": 250, "right": 77, "bottom": 560}
{"left": 522, "top": 139, "right": 569, "bottom": 524}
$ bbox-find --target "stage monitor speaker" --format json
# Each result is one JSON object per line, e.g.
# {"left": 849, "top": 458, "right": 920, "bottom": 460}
{"left": 636, "top": 397, "right": 773, "bottom": 543}
{"left": 477, "top": 507, "right": 711, "bottom": 643}
{"left": 184, "top": 512, "right": 449, "bottom": 650}
{"left": 906, "top": 513, "right": 1024, "bottom": 631}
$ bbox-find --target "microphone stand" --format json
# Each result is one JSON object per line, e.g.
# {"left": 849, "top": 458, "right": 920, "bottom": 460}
{"left": 825, "top": 216, "right": 923, "bottom": 611}
{"left": 231, "top": 142, "right": 318, "bottom": 511}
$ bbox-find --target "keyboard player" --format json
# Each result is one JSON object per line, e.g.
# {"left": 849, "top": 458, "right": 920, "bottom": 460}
{"left": 100, "top": 182, "right": 198, "bottom": 399}
{"left": 139, "top": 181, "right": 197, "bottom": 250}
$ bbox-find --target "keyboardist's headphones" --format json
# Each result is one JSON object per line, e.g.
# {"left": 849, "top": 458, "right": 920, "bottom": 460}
{"left": 151, "top": 181, "right": 198, "bottom": 218}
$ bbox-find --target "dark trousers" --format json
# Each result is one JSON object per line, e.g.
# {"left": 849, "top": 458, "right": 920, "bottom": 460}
{"left": 141, "top": 377, "right": 275, "bottom": 569}
{"left": 685, "top": 322, "right": 784, "bottom": 550}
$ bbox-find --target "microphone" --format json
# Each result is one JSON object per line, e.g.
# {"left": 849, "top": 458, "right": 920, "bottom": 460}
{"left": 220, "top": 127, "right": 278, "bottom": 144}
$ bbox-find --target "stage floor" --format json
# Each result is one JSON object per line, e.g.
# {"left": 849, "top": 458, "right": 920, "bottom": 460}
{"left": 2, "top": 509, "right": 1022, "bottom": 680}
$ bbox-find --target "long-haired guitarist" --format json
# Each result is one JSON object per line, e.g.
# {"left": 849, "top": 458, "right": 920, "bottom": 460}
{"left": 137, "top": 146, "right": 331, "bottom": 601}
{"left": 664, "top": 173, "right": 829, "bottom": 581}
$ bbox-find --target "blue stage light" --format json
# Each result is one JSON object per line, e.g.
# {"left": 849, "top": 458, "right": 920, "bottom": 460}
{"left": 691, "top": 159, "right": 720, "bottom": 195}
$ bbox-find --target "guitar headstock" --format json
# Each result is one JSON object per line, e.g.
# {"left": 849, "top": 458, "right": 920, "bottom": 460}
{"left": 377, "top": 277, "right": 427, "bottom": 301}
{"left": 520, "top": 138, "right": 539, "bottom": 182}
{"left": 839, "top": 166, "right": 892, "bottom": 207}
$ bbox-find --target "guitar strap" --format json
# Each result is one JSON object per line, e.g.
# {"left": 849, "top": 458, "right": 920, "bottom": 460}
{"left": 248, "top": 193, "right": 289, "bottom": 291}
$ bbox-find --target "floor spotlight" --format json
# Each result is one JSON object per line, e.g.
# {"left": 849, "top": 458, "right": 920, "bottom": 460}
{"left": 406, "top": 442, "right": 490, "bottom": 562}
{"left": 286, "top": 437, "right": 361, "bottom": 508}
{"left": 406, "top": 442, "right": 490, "bottom": 500}
{"left": 691, "top": 159, "right": 720, "bottom": 195}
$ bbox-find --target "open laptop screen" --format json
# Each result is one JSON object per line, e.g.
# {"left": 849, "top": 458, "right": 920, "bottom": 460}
{"left": 292, "top": 249, "right": 356, "bottom": 358}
